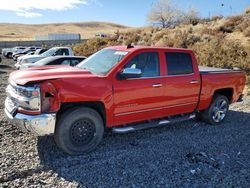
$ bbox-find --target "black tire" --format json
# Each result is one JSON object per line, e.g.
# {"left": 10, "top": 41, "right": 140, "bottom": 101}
{"left": 54, "top": 107, "right": 104, "bottom": 155}
{"left": 199, "top": 94, "right": 229, "bottom": 125}
{"left": 7, "top": 53, "right": 12, "bottom": 58}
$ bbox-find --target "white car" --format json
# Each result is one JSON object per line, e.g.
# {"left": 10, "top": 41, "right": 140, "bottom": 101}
{"left": 2, "top": 46, "right": 26, "bottom": 58}
{"left": 16, "top": 47, "right": 74, "bottom": 66}
{"left": 19, "top": 56, "right": 86, "bottom": 69}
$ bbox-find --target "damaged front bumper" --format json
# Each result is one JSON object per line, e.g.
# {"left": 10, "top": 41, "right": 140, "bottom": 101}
{"left": 4, "top": 107, "right": 56, "bottom": 136}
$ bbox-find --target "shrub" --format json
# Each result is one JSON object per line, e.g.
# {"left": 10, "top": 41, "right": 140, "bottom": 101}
{"left": 219, "top": 26, "right": 234, "bottom": 33}
{"left": 211, "top": 16, "right": 223, "bottom": 21}
{"left": 219, "top": 16, "right": 244, "bottom": 33}
{"left": 73, "top": 38, "right": 115, "bottom": 56}
{"left": 245, "top": 7, "right": 250, "bottom": 15}
{"left": 192, "top": 38, "right": 250, "bottom": 74}
{"left": 244, "top": 26, "right": 250, "bottom": 37}
{"left": 73, "top": 13, "right": 250, "bottom": 76}
{"left": 201, "top": 27, "right": 222, "bottom": 36}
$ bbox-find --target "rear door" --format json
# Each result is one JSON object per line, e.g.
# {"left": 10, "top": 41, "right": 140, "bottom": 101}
{"left": 113, "top": 51, "right": 166, "bottom": 125}
{"left": 162, "top": 51, "right": 200, "bottom": 116}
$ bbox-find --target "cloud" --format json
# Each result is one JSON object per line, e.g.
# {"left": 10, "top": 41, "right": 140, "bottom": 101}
{"left": 0, "top": 0, "right": 89, "bottom": 17}
{"left": 16, "top": 11, "right": 42, "bottom": 18}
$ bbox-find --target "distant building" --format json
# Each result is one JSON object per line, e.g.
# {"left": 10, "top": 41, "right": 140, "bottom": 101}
{"left": 35, "top": 33, "right": 81, "bottom": 41}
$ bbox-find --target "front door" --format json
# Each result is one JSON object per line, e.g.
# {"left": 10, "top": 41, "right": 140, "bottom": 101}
{"left": 113, "top": 51, "right": 165, "bottom": 125}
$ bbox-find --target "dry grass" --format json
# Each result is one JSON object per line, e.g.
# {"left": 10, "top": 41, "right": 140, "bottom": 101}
{"left": 0, "top": 22, "right": 129, "bottom": 41}
{"left": 73, "top": 12, "right": 250, "bottom": 77}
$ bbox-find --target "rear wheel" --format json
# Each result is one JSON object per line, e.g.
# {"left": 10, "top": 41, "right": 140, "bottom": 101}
{"left": 199, "top": 94, "right": 229, "bottom": 125}
{"left": 54, "top": 107, "right": 104, "bottom": 155}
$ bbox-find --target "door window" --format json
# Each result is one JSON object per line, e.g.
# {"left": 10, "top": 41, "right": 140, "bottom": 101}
{"left": 165, "top": 52, "right": 193, "bottom": 75}
{"left": 124, "top": 52, "right": 160, "bottom": 78}
{"left": 54, "top": 49, "right": 69, "bottom": 56}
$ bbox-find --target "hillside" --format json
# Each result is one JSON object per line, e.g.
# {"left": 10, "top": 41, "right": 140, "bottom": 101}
{"left": 0, "top": 21, "right": 129, "bottom": 41}
{"left": 73, "top": 11, "right": 250, "bottom": 78}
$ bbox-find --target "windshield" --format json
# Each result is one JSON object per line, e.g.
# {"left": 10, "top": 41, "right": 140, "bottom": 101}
{"left": 41, "top": 48, "right": 57, "bottom": 56}
{"left": 77, "top": 49, "right": 128, "bottom": 75}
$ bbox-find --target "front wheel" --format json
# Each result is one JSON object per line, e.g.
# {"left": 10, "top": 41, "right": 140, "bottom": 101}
{"left": 7, "top": 53, "right": 12, "bottom": 58}
{"left": 54, "top": 107, "right": 104, "bottom": 155}
{"left": 199, "top": 94, "right": 229, "bottom": 125}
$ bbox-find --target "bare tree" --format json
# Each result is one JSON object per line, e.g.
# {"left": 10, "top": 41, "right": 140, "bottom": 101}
{"left": 147, "top": 0, "right": 183, "bottom": 28}
{"left": 185, "top": 8, "right": 200, "bottom": 25}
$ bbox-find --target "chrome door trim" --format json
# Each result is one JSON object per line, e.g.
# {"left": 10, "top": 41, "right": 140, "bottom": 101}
{"left": 114, "top": 102, "right": 197, "bottom": 117}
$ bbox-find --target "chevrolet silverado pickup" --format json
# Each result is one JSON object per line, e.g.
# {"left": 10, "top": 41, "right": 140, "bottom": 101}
{"left": 5, "top": 46, "right": 246, "bottom": 155}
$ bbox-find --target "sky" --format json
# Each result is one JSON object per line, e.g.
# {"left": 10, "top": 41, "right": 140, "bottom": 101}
{"left": 0, "top": 0, "right": 249, "bottom": 27}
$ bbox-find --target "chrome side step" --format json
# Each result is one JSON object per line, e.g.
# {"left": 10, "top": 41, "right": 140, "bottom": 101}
{"left": 112, "top": 113, "right": 196, "bottom": 133}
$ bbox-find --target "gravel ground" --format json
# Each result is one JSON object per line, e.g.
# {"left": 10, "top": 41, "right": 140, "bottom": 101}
{"left": 0, "top": 57, "right": 250, "bottom": 188}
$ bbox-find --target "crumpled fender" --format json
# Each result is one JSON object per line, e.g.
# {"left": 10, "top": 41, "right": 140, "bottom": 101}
{"left": 40, "top": 81, "right": 61, "bottom": 113}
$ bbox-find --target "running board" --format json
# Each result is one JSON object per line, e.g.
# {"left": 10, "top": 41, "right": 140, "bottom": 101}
{"left": 112, "top": 113, "right": 196, "bottom": 133}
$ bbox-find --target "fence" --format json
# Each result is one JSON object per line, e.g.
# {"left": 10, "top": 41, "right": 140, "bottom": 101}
{"left": 0, "top": 39, "right": 87, "bottom": 49}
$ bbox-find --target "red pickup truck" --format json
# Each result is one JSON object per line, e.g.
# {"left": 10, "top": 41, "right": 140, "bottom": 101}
{"left": 5, "top": 46, "right": 246, "bottom": 155}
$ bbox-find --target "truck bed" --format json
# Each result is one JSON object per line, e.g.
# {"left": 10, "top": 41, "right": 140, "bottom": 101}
{"left": 198, "top": 66, "right": 246, "bottom": 111}
{"left": 199, "top": 66, "right": 243, "bottom": 74}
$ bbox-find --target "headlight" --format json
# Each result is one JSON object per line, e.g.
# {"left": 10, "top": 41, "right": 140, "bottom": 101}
{"left": 16, "top": 86, "right": 40, "bottom": 98}
{"left": 6, "top": 80, "right": 41, "bottom": 112}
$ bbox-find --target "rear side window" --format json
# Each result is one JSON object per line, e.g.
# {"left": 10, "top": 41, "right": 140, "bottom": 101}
{"left": 61, "top": 49, "right": 69, "bottom": 55}
{"left": 55, "top": 49, "right": 69, "bottom": 56}
{"left": 165, "top": 52, "right": 193, "bottom": 75}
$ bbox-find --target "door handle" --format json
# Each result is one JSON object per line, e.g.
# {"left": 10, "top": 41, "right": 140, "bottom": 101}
{"left": 190, "top": 80, "right": 199, "bottom": 84}
{"left": 152, "top": 84, "right": 163, "bottom": 88}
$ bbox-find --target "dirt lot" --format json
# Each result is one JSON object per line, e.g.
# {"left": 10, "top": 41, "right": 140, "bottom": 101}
{"left": 0, "top": 57, "right": 249, "bottom": 187}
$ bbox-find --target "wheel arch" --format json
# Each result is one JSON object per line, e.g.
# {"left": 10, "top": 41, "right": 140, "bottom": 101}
{"left": 213, "top": 88, "right": 234, "bottom": 103}
{"left": 57, "top": 101, "right": 107, "bottom": 126}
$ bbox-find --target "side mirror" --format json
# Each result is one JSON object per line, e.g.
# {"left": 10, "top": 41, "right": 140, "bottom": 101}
{"left": 117, "top": 68, "right": 142, "bottom": 80}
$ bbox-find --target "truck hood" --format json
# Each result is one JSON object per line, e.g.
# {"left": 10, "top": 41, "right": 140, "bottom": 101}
{"left": 10, "top": 66, "right": 94, "bottom": 85}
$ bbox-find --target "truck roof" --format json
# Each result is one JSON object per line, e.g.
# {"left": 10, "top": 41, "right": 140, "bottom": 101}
{"left": 106, "top": 45, "right": 193, "bottom": 52}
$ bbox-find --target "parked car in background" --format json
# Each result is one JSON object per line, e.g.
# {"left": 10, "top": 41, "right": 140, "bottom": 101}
{"left": 17, "top": 56, "right": 86, "bottom": 69}
{"left": 34, "top": 48, "right": 47, "bottom": 55}
{"left": 12, "top": 47, "right": 41, "bottom": 61}
{"left": 2, "top": 46, "right": 26, "bottom": 58}
{"left": 17, "top": 47, "right": 74, "bottom": 64}
{"left": 5, "top": 46, "right": 246, "bottom": 155}
{"left": 26, "top": 49, "right": 48, "bottom": 56}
